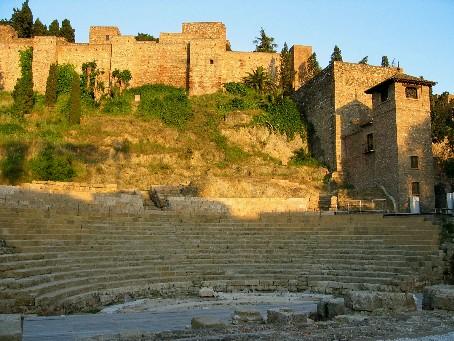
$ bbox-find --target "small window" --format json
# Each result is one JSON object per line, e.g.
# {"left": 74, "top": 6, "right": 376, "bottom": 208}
{"left": 411, "top": 182, "right": 420, "bottom": 196}
{"left": 210, "top": 59, "right": 214, "bottom": 65}
{"left": 366, "top": 133, "right": 374, "bottom": 153}
{"left": 410, "top": 156, "right": 419, "bottom": 169}
{"left": 380, "top": 87, "right": 388, "bottom": 102}
{"left": 405, "top": 87, "right": 418, "bottom": 99}
{"left": 105, "top": 35, "right": 110, "bottom": 41}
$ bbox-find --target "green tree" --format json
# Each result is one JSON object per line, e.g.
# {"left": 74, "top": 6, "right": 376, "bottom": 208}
{"left": 358, "top": 56, "right": 368, "bottom": 64}
{"left": 253, "top": 27, "right": 277, "bottom": 53}
{"left": 330, "top": 45, "right": 343, "bottom": 64}
{"left": 48, "top": 19, "right": 60, "bottom": 36}
{"left": 244, "top": 66, "right": 272, "bottom": 94}
{"left": 12, "top": 47, "right": 34, "bottom": 116}
{"left": 0, "top": 19, "right": 10, "bottom": 26}
{"left": 135, "top": 33, "right": 159, "bottom": 42}
{"left": 32, "top": 18, "right": 47, "bottom": 36}
{"left": 299, "top": 52, "right": 321, "bottom": 85}
{"left": 60, "top": 19, "right": 75, "bottom": 42}
{"left": 30, "top": 144, "right": 75, "bottom": 181}
{"left": 10, "top": 0, "right": 33, "bottom": 38}
{"left": 111, "top": 69, "right": 132, "bottom": 95}
{"left": 279, "top": 43, "right": 294, "bottom": 96}
{"left": 45, "top": 63, "right": 58, "bottom": 107}
{"left": 69, "top": 73, "right": 81, "bottom": 125}
{"left": 431, "top": 92, "right": 454, "bottom": 150}
{"left": 381, "top": 56, "right": 390, "bottom": 67}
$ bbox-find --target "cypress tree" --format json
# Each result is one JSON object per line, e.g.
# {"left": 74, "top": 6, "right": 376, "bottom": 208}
{"left": 45, "top": 63, "right": 58, "bottom": 107}
{"left": 307, "top": 52, "right": 321, "bottom": 77}
{"left": 330, "top": 45, "right": 343, "bottom": 64}
{"left": 48, "top": 20, "right": 60, "bottom": 36}
{"left": 381, "top": 56, "right": 390, "bottom": 67}
{"left": 280, "top": 43, "right": 294, "bottom": 95}
{"left": 10, "top": 0, "right": 33, "bottom": 38}
{"left": 33, "top": 18, "right": 47, "bottom": 36}
{"left": 68, "top": 73, "right": 81, "bottom": 125}
{"left": 60, "top": 19, "right": 75, "bottom": 42}
{"left": 12, "top": 47, "right": 34, "bottom": 116}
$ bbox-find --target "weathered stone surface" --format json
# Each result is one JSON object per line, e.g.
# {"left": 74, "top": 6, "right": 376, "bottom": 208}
{"left": 0, "top": 314, "right": 22, "bottom": 341}
{"left": 317, "top": 297, "right": 345, "bottom": 319}
{"left": 423, "top": 285, "right": 454, "bottom": 311}
{"left": 198, "top": 287, "right": 216, "bottom": 298}
{"left": 191, "top": 316, "right": 227, "bottom": 329}
{"left": 345, "top": 291, "right": 416, "bottom": 312}
{"left": 232, "top": 308, "right": 263, "bottom": 323}
{"left": 267, "top": 308, "right": 307, "bottom": 325}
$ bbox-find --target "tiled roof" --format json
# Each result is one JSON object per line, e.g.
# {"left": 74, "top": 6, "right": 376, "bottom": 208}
{"left": 365, "top": 73, "right": 436, "bottom": 94}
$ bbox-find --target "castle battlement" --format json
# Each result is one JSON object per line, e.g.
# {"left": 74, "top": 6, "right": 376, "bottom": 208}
{"left": 0, "top": 22, "right": 312, "bottom": 96}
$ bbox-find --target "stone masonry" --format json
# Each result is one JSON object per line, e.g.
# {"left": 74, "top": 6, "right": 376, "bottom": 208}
{"left": 0, "top": 23, "right": 312, "bottom": 96}
{"left": 295, "top": 62, "right": 436, "bottom": 212}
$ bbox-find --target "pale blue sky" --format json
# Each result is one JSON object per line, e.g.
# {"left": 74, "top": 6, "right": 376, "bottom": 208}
{"left": 1, "top": 0, "right": 453, "bottom": 93}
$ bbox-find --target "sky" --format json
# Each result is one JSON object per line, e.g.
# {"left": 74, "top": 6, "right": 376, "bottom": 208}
{"left": 1, "top": 0, "right": 453, "bottom": 94}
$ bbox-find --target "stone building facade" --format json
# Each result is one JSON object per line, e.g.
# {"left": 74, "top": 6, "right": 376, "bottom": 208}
{"left": 0, "top": 23, "right": 312, "bottom": 96}
{"left": 296, "top": 62, "right": 436, "bottom": 212}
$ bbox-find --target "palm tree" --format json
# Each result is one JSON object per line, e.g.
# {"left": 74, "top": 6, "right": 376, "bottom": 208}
{"left": 243, "top": 66, "right": 271, "bottom": 94}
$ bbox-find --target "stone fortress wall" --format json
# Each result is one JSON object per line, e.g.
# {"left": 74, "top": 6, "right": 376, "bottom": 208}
{"left": 295, "top": 62, "right": 435, "bottom": 212}
{"left": 0, "top": 23, "right": 312, "bottom": 96}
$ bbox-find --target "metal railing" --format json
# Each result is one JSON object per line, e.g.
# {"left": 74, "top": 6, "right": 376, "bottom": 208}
{"left": 344, "top": 199, "right": 388, "bottom": 213}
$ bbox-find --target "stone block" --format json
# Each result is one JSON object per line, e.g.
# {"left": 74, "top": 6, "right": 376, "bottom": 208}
{"left": 232, "top": 308, "right": 263, "bottom": 323}
{"left": 423, "top": 285, "right": 454, "bottom": 311}
{"left": 0, "top": 314, "right": 22, "bottom": 341}
{"left": 345, "top": 291, "right": 416, "bottom": 312}
{"left": 198, "top": 287, "right": 216, "bottom": 298}
{"left": 191, "top": 316, "right": 227, "bottom": 329}
{"left": 267, "top": 308, "right": 307, "bottom": 325}
{"left": 317, "top": 297, "right": 345, "bottom": 320}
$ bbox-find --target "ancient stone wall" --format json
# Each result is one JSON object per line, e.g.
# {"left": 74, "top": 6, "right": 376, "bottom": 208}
{"left": 294, "top": 66, "right": 335, "bottom": 169}
{"left": 0, "top": 22, "right": 310, "bottom": 96}
{"left": 343, "top": 85, "right": 400, "bottom": 204}
{"left": 394, "top": 83, "right": 435, "bottom": 211}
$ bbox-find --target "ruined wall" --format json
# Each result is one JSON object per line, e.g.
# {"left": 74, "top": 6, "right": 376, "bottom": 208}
{"left": 294, "top": 66, "right": 335, "bottom": 169}
{"left": 343, "top": 85, "right": 400, "bottom": 204}
{"left": 89, "top": 26, "right": 121, "bottom": 45}
{"left": 394, "top": 83, "right": 435, "bottom": 212}
{"left": 0, "top": 26, "right": 32, "bottom": 91}
{"left": 57, "top": 42, "right": 112, "bottom": 89}
{"left": 333, "top": 62, "right": 400, "bottom": 172}
{"left": 0, "top": 22, "right": 308, "bottom": 96}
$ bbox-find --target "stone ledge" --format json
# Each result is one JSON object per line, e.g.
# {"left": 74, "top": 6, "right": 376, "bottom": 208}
{"left": 423, "top": 285, "right": 454, "bottom": 311}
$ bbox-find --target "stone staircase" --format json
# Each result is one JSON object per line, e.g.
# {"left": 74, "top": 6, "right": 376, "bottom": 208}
{"left": 0, "top": 207, "right": 444, "bottom": 315}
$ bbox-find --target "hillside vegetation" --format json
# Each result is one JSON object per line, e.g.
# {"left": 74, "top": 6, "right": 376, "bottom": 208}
{"left": 0, "top": 84, "right": 327, "bottom": 197}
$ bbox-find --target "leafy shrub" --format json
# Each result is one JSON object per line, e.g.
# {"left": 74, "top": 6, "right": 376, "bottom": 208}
{"left": 224, "top": 82, "right": 248, "bottom": 96}
{"left": 253, "top": 97, "right": 306, "bottom": 139}
{"left": 229, "top": 97, "right": 246, "bottom": 110}
{"left": 1, "top": 142, "right": 27, "bottom": 183}
{"left": 30, "top": 144, "right": 75, "bottom": 181}
{"left": 103, "top": 94, "right": 132, "bottom": 115}
{"left": 135, "top": 85, "right": 192, "bottom": 128}
{"left": 289, "top": 148, "right": 321, "bottom": 168}
{"left": 56, "top": 64, "right": 75, "bottom": 95}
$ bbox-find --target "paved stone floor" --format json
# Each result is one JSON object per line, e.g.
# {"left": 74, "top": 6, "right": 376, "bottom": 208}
{"left": 23, "top": 296, "right": 318, "bottom": 341}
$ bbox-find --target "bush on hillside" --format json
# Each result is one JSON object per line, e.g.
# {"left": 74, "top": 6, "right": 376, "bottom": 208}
{"left": 30, "top": 143, "right": 75, "bottom": 181}
{"left": 56, "top": 64, "right": 75, "bottom": 95}
{"left": 1, "top": 141, "right": 27, "bottom": 184}
{"left": 289, "top": 148, "right": 321, "bottom": 168}
{"left": 103, "top": 94, "right": 132, "bottom": 115}
{"left": 224, "top": 82, "right": 248, "bottom": 96}
{"left": 253, "top": 97, "right": 306, "bottom": 139}
{"left": 45, "top": 63, "right": 58, "bottom": 107}
{"left": 68, "top": 73, "right": 81, "bottom": 125}
{"left": 135, "top": 85, "right": 192, "bottom": 128}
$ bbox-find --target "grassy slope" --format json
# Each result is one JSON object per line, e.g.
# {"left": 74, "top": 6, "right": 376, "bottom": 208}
{"left": 0, "top": 90, "right": 326, "bottom": 197}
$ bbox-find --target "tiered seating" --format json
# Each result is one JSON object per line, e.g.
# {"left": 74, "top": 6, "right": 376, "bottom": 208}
{"left": 0, "top": 207, "right": 442, "bottom": 315}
